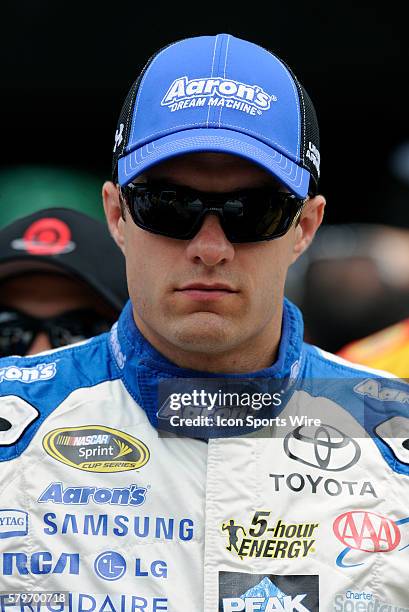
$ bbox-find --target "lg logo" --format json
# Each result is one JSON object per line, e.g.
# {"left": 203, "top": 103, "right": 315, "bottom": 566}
{"left": 94, "top": 551, "right": 126, "bottom": 581}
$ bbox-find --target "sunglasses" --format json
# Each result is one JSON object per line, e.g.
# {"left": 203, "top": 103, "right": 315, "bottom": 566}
{"left": 120, "top": 183, "right": 306, "bottom": 243}
{"left": 0, "top": 307, "right": 114, "bottom": 357}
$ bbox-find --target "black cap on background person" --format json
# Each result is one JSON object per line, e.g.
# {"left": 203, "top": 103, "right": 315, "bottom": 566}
{"left": 0, "top": 207, "right": 128, "bottom": 356}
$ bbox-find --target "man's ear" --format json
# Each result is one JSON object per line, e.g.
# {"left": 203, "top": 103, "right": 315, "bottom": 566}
{"left": 103, "top": 181, "right": 126, "bottom": 254}
{"left": 291, "top": 195, "right": 326, "bottom": 263}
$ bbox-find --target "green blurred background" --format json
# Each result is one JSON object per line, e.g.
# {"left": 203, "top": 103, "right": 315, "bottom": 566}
{"left": 0, "top": 167, "right": 104, "bottom": 227}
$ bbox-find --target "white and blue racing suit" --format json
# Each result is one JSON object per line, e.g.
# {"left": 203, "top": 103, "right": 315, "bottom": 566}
{"left": 0, "top": 299, "right": 408, "bottom": 611}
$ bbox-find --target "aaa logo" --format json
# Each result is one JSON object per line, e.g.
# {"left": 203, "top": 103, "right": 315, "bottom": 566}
{"left": 333, "top": 511, "right": 400, "bottom": 553}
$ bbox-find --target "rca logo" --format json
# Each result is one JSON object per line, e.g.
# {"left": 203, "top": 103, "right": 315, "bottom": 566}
{"left": 333, "top": 511, "right": 400, "bottom": 553}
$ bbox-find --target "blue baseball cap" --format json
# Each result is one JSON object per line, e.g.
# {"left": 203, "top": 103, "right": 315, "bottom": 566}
{"left": 112, "top": 34, "right": 320, "bottom": 198}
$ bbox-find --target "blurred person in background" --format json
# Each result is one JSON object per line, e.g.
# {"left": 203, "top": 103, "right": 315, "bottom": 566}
{"left": 286, "top": 223, "right": 409, "bottom": 355}
{"left": 0, "top": 207, "right": 128, "bottom": 356}
{"left": 0, "top": 167, "right": 128, "bottom": 356}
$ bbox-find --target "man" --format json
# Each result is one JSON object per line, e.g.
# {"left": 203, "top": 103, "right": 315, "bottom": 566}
{"left": 0, "top": 34, "right": 408, "bottom": 611}
{"left": 0, "top": 207, "right": 128, "bottom": 355}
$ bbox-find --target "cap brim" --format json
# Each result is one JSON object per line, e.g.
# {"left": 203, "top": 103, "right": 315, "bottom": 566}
{"left": 0, "top": 207, "right": 128, "bottom": 312}
{"left": 118, "top": 128, "right": 310, "bottom": 198}
{"left": 0, "top": 256, "right": 123, "bottom": 312}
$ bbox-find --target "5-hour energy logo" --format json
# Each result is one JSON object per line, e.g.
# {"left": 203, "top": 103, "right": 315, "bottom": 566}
{"left": 222, "top": 511, "right": 318, "bottom": 560}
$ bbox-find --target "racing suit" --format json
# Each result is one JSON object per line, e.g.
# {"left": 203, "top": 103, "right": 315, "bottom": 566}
{"left": 0, "top": 299, "right": 409, "bottom": 612}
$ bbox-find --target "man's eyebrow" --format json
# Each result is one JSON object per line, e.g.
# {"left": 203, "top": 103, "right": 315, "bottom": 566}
{"left": 133, "top": 174, "right": 147, "bottom": 184}
{"left": 131, "top": 175, "right": 285, "bottom": 190}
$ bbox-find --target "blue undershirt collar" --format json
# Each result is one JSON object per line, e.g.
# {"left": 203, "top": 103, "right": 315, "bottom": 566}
{"left": 110, "top": 298, "right": 304, "bottom": 435}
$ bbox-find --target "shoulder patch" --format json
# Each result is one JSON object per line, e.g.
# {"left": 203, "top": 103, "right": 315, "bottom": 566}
{"left": 0, "top": 333, "right": 120, "bottom": 461}
{"left": 375, "top": 416, "right": 409, "bottom": 465}
{"left": 0, "top": 396, "right": 39, "bottom": 445}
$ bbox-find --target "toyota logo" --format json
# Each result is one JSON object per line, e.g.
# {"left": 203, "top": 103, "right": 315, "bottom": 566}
{"left": 284, "top": 424, "right": 361, "bottom": 471}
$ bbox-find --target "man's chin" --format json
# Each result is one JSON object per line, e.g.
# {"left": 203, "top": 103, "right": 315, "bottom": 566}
{"left": 169, "top": 312, "right": 239, "bottom": 353}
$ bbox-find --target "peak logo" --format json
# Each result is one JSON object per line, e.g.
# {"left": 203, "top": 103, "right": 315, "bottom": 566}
{"left": 220, "top": 574, "right": 318, "bottom": 612}
{"left": 223, "top": 594, "right": 309, "bottom": 612}
{"left": 161, "top": 76, "right": 276, "bottom": 115}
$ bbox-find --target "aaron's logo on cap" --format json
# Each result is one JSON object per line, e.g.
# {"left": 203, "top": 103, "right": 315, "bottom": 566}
{"left": 43, "top": 425, "right": 150, "bottom": 473}
{"left": 161, "top": 76, "right": 276, "bottom": 115}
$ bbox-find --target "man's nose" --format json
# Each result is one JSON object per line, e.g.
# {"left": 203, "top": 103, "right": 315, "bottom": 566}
{"left": 185, "top": 213, "right": 235, "bottom": 266}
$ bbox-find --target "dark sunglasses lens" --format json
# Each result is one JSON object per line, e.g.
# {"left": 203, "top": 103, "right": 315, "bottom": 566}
{"left": 222, "top": 192, "right": 294, "bottom": 241}
{"left": 126, "top": 185, "right": 302, "bottom": 242}
{"left": 130, "top": 187, "right": 202, "bottom": 238}
{"left": 48, "top": 311, "right": 112, "bottom": 348}
{"left": 0, "top": 312, "right": 35, "bottom": 357}
{"left": 0, "top": 309, "right": 113, "bottom": 356}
